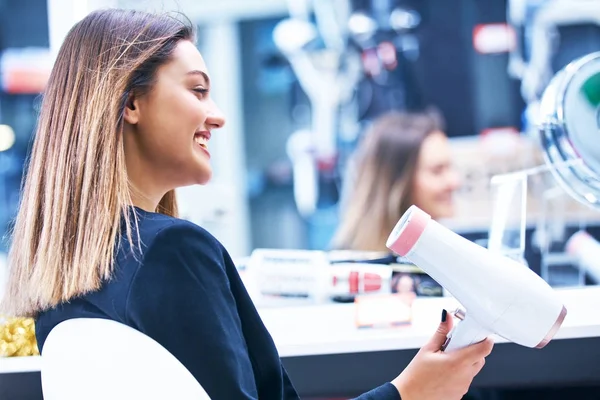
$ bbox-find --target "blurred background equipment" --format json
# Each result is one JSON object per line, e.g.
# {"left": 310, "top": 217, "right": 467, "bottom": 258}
{"left": 248, "top": 0, "right": 527, "bottom": 251}
{"left": 507, "top": 0, "right": 600, "bottom": 135}
{"left": 273, "top": 0, "right": 424, "bottom": 219}
{"left": 489, "top": 0, "right": 600, "bottom": 287}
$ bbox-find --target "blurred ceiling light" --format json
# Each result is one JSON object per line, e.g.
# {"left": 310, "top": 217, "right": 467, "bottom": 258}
{"left": 390, "top": 8, "right": 421, "bottom": 31}
{"left": 348, "top": 12, "right": 377, "bottom": 38}
{"left": 0, "top": 125, "right": 16, "bottom": 152}
{"left": 273, "top": 18, "right": 318, "bottom": 54}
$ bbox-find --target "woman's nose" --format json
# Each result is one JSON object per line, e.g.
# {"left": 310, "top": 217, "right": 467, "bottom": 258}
{"left": 447, "top": 169, "right": 462, "bottom": 190}
{"left": 206, "top": 100, "right": 226, "bottom": 129}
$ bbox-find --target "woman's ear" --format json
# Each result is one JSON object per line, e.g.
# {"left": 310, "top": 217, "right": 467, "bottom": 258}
{"left": 123, "top": 94, "right": 140, "bottom": 125}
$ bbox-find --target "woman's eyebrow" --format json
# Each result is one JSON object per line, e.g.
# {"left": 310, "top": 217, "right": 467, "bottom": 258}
{"left": 186, "top": 70, "right": 210, "bottom": 87}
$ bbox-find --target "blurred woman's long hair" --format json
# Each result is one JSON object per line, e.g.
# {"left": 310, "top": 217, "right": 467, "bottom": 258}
{"left": 1, "top": 9, "right": 194, "bottom": 317}
{"left": 332, "top": 110, "right": 444, "bottom": 252}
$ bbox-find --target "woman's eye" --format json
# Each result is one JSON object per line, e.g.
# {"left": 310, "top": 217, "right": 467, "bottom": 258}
{"left": 430, "top": 166, "right": 445, "bottom": 175}
{"left": 192, "top": 88, "right": 208, "bottom": 97}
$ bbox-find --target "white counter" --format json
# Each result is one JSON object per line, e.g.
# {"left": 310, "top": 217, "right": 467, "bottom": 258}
{"left": 258, "top": 285, "right": 600, "bottom": 357}
{"left": 2, "top": 286, "right": 599, "bottom": 375}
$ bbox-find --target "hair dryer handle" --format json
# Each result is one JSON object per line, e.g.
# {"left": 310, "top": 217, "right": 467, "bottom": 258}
{"left": 442, "top": 311, "right": 491, "bottom": 352}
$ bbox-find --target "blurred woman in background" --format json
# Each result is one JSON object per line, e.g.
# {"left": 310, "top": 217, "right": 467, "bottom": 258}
{"left": 333, "top": 109, "right": 461, "bottom": 252}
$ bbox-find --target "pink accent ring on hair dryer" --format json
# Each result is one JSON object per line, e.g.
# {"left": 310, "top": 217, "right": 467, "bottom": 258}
{"left": 386, "top": 205, "right": 567, "bottom": 352}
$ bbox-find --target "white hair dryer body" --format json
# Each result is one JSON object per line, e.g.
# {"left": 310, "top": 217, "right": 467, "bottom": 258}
{"left": 386, "top": 205, "right": 567, "bottom": 352}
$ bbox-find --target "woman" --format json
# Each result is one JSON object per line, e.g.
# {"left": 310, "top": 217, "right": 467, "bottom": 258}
{"left": 0, "top": 9, "right": 491, "bottom": 399}
{"left": 333, "top": 111, "right": 461, "bottom": 252}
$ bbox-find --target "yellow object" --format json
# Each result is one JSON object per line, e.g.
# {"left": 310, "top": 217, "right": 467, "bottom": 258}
{"left": 0, "top": 316, "right": 40, "bottom": 357}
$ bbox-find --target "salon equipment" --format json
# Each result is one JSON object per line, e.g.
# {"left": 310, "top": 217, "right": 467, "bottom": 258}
{"left": 538, "top": 51, "right": 600, "bottom": 210}
{"left": 387, "top": 205, "right": 566, "bottom": 351}
{"left": 273, "top": 1, "right": 361, "bottom": 216}
{"left": 508, "top": 0, "right": 600, "bottom": 100}
{"left": 492, "top": 1, "right": 600, "bottom": 279}
{"left": 247, "top": 249, "right": 392, "bottom": 302}
{"left": 274, "top": 0, "right": 423, "bottom": 217}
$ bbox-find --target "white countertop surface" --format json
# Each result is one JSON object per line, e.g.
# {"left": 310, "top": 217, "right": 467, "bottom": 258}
{"left": 2, "top": 286, "right": 599, "bottom": 374}
{"left": 259, "top": 286, "right": 600, "bottom": 357}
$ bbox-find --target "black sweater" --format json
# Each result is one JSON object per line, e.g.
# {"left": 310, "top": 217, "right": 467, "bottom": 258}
{"left": 35, "top": 207, "right": 400, "bottom": 399}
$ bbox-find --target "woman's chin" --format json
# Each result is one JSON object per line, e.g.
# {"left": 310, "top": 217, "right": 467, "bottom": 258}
{"left": 196, "top": 172, "right": 212, "bottom": 185}
{"left": 185, "top": 167, "right": 212, "bottom": 186}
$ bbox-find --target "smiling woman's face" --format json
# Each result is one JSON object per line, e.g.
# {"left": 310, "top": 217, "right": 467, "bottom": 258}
{"left": 123, "top": 40, "right": 226, "bottom": 197}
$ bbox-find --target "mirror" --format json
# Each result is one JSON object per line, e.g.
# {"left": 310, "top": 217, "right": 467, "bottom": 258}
{"left": 539, "top": 51, "right": 600, "bottom": 209}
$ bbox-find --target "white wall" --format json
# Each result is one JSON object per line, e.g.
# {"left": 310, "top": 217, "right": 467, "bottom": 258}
{"left": 186, "top": 22, "right": 251, "bottom": 257}
{"left": 47, "top": 0, "right": 119, "bottom": 54}
{"left": 116, "top": 0, "right": 290, "bottom": 22}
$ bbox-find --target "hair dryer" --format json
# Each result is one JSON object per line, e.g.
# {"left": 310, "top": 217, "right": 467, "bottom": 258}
{"left": 386, "top": 205, "right": 567, "bottom": 352}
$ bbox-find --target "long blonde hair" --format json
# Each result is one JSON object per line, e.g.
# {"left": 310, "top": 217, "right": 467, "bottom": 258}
{"left": 1, "top": 9, "right": 193, "bottom": 317}
{"left": 332, "top": 110, "right": 444, "bottom": 252}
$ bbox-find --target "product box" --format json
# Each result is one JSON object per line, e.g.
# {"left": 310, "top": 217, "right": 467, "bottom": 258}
{"left": 390, "top": 258, "right": 444, "bottom": 297}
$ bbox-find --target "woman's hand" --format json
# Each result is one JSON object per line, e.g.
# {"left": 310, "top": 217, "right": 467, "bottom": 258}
{"left": 392, "top": 310, "right": 494, "bottom": 400}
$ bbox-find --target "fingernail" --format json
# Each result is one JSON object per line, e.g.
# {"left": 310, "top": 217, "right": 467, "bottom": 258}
{"left": 441, "top": 309, "right": 447, "bottom": 322}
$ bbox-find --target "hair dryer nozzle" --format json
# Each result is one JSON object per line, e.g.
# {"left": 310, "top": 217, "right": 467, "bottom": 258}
{"left": 536, "top": 305, "right": 567, "bottom": 349}
{"left": 386, "top": 205, "right": 431, "bottom": 257}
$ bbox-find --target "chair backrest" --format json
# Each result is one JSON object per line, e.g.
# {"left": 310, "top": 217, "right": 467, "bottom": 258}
{"left": 41, "top": 318, "right": 211, "bottom": 400}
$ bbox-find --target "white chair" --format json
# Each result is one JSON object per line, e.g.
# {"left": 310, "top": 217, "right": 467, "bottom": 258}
{"left": 41, "top": 318, "right": 211, "bottom": 400}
